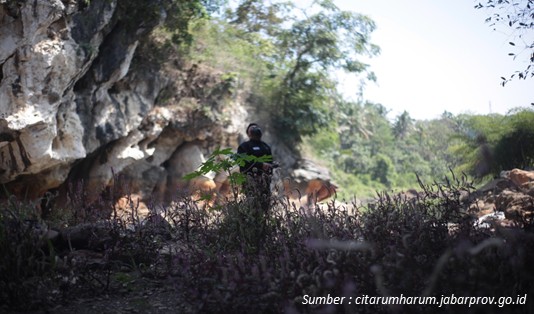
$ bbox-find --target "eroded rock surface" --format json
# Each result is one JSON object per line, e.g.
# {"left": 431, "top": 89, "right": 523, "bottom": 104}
{"left": 0, "top": 0, "right": 244, "bottom": 206}
{"left": 0, "top": 0, "right": 335, "bottom": 213}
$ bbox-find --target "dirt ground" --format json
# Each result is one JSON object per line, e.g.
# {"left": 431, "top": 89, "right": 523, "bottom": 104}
{"left": 18, "top": 275, "right": 193, "bottom": 314}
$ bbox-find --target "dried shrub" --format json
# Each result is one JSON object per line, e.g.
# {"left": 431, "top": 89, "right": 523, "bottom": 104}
{"left": 2, "top": 172, "right": 534, "bottom": 313}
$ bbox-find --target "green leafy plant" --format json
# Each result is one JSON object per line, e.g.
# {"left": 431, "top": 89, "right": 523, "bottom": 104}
{"left": 183, "top": 148, "right": 274, "bottom": 252}
{"left": 184, "top": 147, "right": 273, "bottom": 198}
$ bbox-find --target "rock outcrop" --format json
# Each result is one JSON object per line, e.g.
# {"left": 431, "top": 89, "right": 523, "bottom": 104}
{"left": 0, "top": 0, "right": 334, "bottom": 213}
{"left": 469, "top": 169, "right": 534, "bottom": 228}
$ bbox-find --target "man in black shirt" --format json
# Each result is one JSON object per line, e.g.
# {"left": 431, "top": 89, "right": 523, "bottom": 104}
{"left": 237, "top": 123, "right": 274, "bottom": 212}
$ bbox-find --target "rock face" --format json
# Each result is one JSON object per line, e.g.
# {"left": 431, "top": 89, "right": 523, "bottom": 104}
{"left": 0, "top": 0, "right": 241, "bottom": 205}
{"left": 0, "top": 0, "right": 333, "bottom": 211}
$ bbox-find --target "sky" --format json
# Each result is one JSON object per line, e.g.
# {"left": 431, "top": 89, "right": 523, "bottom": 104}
{"left": 328, "top": 0, "right": 534, "bottom": 120}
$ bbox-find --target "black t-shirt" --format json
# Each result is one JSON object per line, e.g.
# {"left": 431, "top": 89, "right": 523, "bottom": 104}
{"left": 237, "top": 139, "right": 273, "bottom": 175}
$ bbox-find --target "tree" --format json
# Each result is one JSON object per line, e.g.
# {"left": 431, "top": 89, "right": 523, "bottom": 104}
{"left": 448, "top": 114, "right": 501, "bottom": 179}
{"left": 392, "top": 110, "right": 414, "bottom": 140}
{"left": 475, "top": 0, "right": 534, "bottom": 86}
{"left": 493, "top": 109, "right": 534, "bottom": 171}
{"left": 233, "top": 0, "right": 380, "bottom": 145}
{"left": 229, "top": 0, "right": 290, "bottom": 36}
{"left": 337, "top": 99, "right": 374, "bottom": 146}
{"left": 196, "top": 0, "right": 379, "bottom": 145}
{"left": 449, "top": 110, "right": 534, "bottom": 179}
{"left": 371, "top": 153, "right": 394, "bottom": 187}
{"left": 145, "top": 0, "right": 212, "bottom": 46}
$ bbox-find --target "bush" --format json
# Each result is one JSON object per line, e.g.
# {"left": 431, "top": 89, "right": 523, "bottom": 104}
{"left": 0, "top": 195, "right": 62, "bottom": 310}
{"left": 2, "top": 172, "right": 534, "bottom": 313}
{"left": 493, "top": 110, "right": 534, "bottom": 172}
{"left": 171, "top": 173, "right": 534, "bottom": 313}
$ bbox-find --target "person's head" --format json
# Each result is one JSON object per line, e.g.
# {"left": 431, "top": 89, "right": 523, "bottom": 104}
{"left": 246, "top": 123, "right": 262, "bottom": 140}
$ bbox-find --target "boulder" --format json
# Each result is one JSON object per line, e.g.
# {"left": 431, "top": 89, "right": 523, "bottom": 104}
{"left": 502, "top": 168, "right": 534, "bottom": 187}
{"left": 276, "top": 159, "right": 337, "bottom": 207}
{"left": 113, "top": 193, "right": 151, "bottom": 222}
{"left": 304, "top": 179, "right": 338, "bottom": 204}
{"left": 497, "top": 192, "right": 534, "bottom": 220}
{"left": 461, "top": 172, "right": 534, "bottom": 228}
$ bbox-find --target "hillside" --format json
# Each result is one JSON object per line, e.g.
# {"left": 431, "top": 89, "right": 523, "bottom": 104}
{"left": 0, "top": 0, "right": 332, "bottom": 210}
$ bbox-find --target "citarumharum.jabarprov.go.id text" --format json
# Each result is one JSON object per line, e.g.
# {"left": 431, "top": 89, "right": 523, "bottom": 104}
{"left": 301, "top": 294, "right": 528, "bottom": 308}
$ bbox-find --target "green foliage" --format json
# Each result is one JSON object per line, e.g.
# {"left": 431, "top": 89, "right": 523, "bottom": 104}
{"left": 329, "top": 167, "right": 386, "bottom": 199}
{"left": 184, "top": 147, "right": 272, "bottom": 193}
{"left": 190, "top": 1, "right": 379, "bottom": 146}
{"left": 493, "top": 109, "right": 534, "bottom": 171}
{"left": 271, "top": 71, "right": 336, "bottom": 143}
{"left": 304, "top": 101, "right": 464, "bottom": 196}
{"left": 123, "top": 0, "right": 223, "bottom": 54}
{"left": 150, "top": 0, "right": 532, "bottom": 202}
{"left": 266, "top": 1, "right": 379, "bottom": 144}
{"left": 229, "top": 0, "right": 291, "bottom": 35}
{"left": 159, "top": 0, "right": 209, "bottom": 46}
{"left": 371, "top": 153, "right": 395, "bottom": 187}
{"left": 185, "top": 18, "right": 276, "bottom": 90}
{"left": 122, "top": 0, "right": 533, "bottom": 209}
{"left": 183, "top": 147, "right": 278, "bottom": 253}
{"left": 451, "top": 109, "right": 534, "bottom": 179}
{"left": 392, "top": 110, "right": 414, "bottom": 140}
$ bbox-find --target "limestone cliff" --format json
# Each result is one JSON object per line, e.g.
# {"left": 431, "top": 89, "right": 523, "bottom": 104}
{"left": 0, "top": 0, "right": 332, "bottom": 208}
